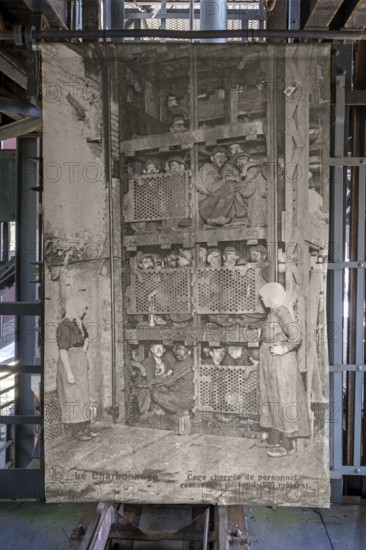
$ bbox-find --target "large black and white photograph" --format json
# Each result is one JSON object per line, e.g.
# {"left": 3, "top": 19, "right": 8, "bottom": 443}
{"left": 43, "top": 43, "right": 330, "bottom": 506}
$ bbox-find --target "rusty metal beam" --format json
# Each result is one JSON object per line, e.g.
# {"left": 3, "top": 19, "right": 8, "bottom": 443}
{"left": 346, "top": 90, "right": 366, "bottom": 105}
{"left": 22, "top": 0, "right": 68, "bottom": 29}
{"left": 304, "top": 0, "right": 344, "bottom": 29}
{"left": 0, "top": 46, "right": 27, "bottom": 89}
{"left": 344, "top": 0, "right": 366, "bottom": 29}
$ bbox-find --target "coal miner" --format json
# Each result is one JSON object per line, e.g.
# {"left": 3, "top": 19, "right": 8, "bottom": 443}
{"left": 197, "top": 146, "right": 255, "bottom": 226}
{"left": 149, "top": 344, "right": 194, "bottom": 416}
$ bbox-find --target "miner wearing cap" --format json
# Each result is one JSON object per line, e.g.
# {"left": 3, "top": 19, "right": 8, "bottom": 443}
{"left": 142, "top": 158, "right": 161, "bottom": 174}
{"left": 228, "top": 142, "right": 244, "bottom": 158}
{"left": 234, "top": 153, "right": 268, "bottom": 227}
{"left": 167, "top": 156, "right": 186, "bottom": 173}
{"left": 196, "top": 146, "right": 241, "bottom": 226}
{"left": 138, "top": 253, "right": 155, "bottom": 270}
{"left": 150, "top": 344, "right": 194, "bottom": 416}
{"left": 223, "top": 245, "right": 239, "bottom": 269}
{"left": 206, "top": 248, "right": 222, "bottom": 268}
{"left": 169, "top": 114, "right": 187, "bottom": 134}
{"left": 197, "top": 147, "right": 262, "bottom": 227}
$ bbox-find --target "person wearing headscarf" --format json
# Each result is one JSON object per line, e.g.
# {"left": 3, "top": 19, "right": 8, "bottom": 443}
{"left": 257, "top": 283, "right": 310, "bottom": 457}
{"left": 56, "top": 296, "right": 98, "bottom": 441}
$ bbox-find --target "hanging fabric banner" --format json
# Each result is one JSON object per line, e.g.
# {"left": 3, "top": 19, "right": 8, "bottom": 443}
{"left": 43, "top": 43, "right": 331, "bottom": 506}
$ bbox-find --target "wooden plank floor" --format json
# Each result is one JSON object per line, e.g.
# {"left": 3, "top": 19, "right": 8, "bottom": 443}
{"left": 46, "top": 422, "right": 329, "bottom": 506}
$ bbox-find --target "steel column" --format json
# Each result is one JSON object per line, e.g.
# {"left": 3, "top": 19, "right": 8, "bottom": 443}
{"left": 329, "top": 75, "right": 346, "bottom": 481}
{"left": 200, "top": 0, "right": 227, "bottom": 42}
{"left": 15, "top": 137, "right": 41, "bottom": 470}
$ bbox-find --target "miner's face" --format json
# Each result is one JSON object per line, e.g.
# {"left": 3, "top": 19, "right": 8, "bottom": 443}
{"left": 237, "top": 159, "right": 248, "bottom": 176}
{"left": 165, "top": 253, "right": 179, "bottom": 268}
{"left": 229, "top": 143, "right": 242, "bottom": 157}
{"left": 141, "top": 256, "right": 154, "bottom": 270}
{"left": 212, "top": 152, "right": 226, "bottom": 168}
{"left": 145, "top": 162, "right": 159, "bottom": 174}
{"left": 224, "top": 251, "right": 238, "bottom": 267}
{"left": 207, "top": 251, "right": 221, "bottom": 268}
{"left": 228, "top": 346, "right": 242, "bottom": 359}
{"left": 170, "top": 161, "right": 184, "bottom": 173}
{"left": 210, "top": 348, "right": 226, "bottom": 363}
{"left": 249, "top": 249, "right": 262, "bottom": 262}
{"left": 174, "top": 345, "right": 189, "bottom": 361}
{"left": 172, "top": 117, "right": 186, "bottom": 131}
{"left": 151, "top": 344, "right": 165, "bottom": 358}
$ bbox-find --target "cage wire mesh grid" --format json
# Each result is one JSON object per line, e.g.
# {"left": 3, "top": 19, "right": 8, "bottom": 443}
{"left": 198, "top": 364, "right": 258, "bottom": 415}
{"left": 126, "top": 268, "right": 192, "bottom": 314}
{"left": 196, "top": 267, "right": 258, "bottom": 313}
{"left": 44, "top": 391, "right": 65, "bottom": 441}
{"left": 124, "top": 172, "right": 191, "bottom": 222}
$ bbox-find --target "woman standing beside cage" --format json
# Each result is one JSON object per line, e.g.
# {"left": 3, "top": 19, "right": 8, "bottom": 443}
{"left": 56, "top": 297, "right": 98, "bottom": 441}
{"left": 257, "top": 282, "right": 310, "bottom": 457}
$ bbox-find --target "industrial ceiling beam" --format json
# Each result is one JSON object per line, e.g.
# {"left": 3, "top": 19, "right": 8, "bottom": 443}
{"left": 0, "top": 0, "right": 36, "bottom": 25}
{"left": 22, "top": 0, "right": 68, "bottom": 29}
{"left": 304, "top": 0, "right": 344, "bottom": 29}
{"left": 0, "top": 97, "right": 41, "bottom": 117}
{"left": 0, "top": 46, "right": 27, "bottom": 89}
{"left": 0, "top": 116, "right": 42, "bottom": 140}
{"left": 344, "top": 0, "right": 366, "bottom": 29}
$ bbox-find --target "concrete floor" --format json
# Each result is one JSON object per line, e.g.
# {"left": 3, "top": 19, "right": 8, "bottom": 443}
{"left": 0, "top": 502, "right": 87, "bottom": 549}
{"left": 247, "top": 505, "right": 366, "bottom": 550}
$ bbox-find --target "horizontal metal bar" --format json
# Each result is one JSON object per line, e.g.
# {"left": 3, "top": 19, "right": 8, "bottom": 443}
{"left": 327, "top": 262, "right": 366, "bottom": 269}
{"left": 345, "top": 90, "right": 366, "bottom": 105}
{"left": 330, "top": 157, "right": 366, "bottom": 166}
{"left": 122, "top": 8, "right": 262, "bottom": 19}
{"left": 0, "top": 415, "right": 42, "bottom": 425}
{"left": 0, "top": 373, "right": 14, "bottom": 380}
{"left": 0, "top": 365, "right": 42, "bottom": 374}
{"left": 0, "top": 384, "right": 17, "bottom": 396}
{"left": 0, "top": 400, "right": 15, "bottom": 410}
{"left": 0, "top": 117, "right": 42, "bottom": 141}
{"left": 0, "top": 302, "right": 42, "bottom": 315}
{"left": 330, "top": 469, "right": 343, "bottom": 479}
{"left": 0, "top": 97, "right": 42, "bottom": 117}
{"left": 0, "top": 440, "right": 13, "bottom": 453}
{"left": 342, "top": 466, "right": 366, "bottom": 476}
{"left": 0, "top": 469, "right": 44, "bottom": 500}
{"left": 330, "top": 364, "right": 366, "bottom": 372}
{"left": 35, "top": 28, "right": 366, "bottom": 41}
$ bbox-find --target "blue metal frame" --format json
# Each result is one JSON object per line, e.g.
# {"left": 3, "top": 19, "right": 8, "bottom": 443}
{"left": 329, "top": 71, "right": 366, "bottom": 482}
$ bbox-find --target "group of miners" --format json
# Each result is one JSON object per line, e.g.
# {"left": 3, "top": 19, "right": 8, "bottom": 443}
{"left": 126, "top": 142, "right": 267, "bottom": 229}
{"left": 127, "top": 342, "right": 258, "bottom": 422}
{"left": 136, "top": 243, "right": 269, "bottom": 272}
{"left": 128, "top": 343, "right": 195, "bottom": 420}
